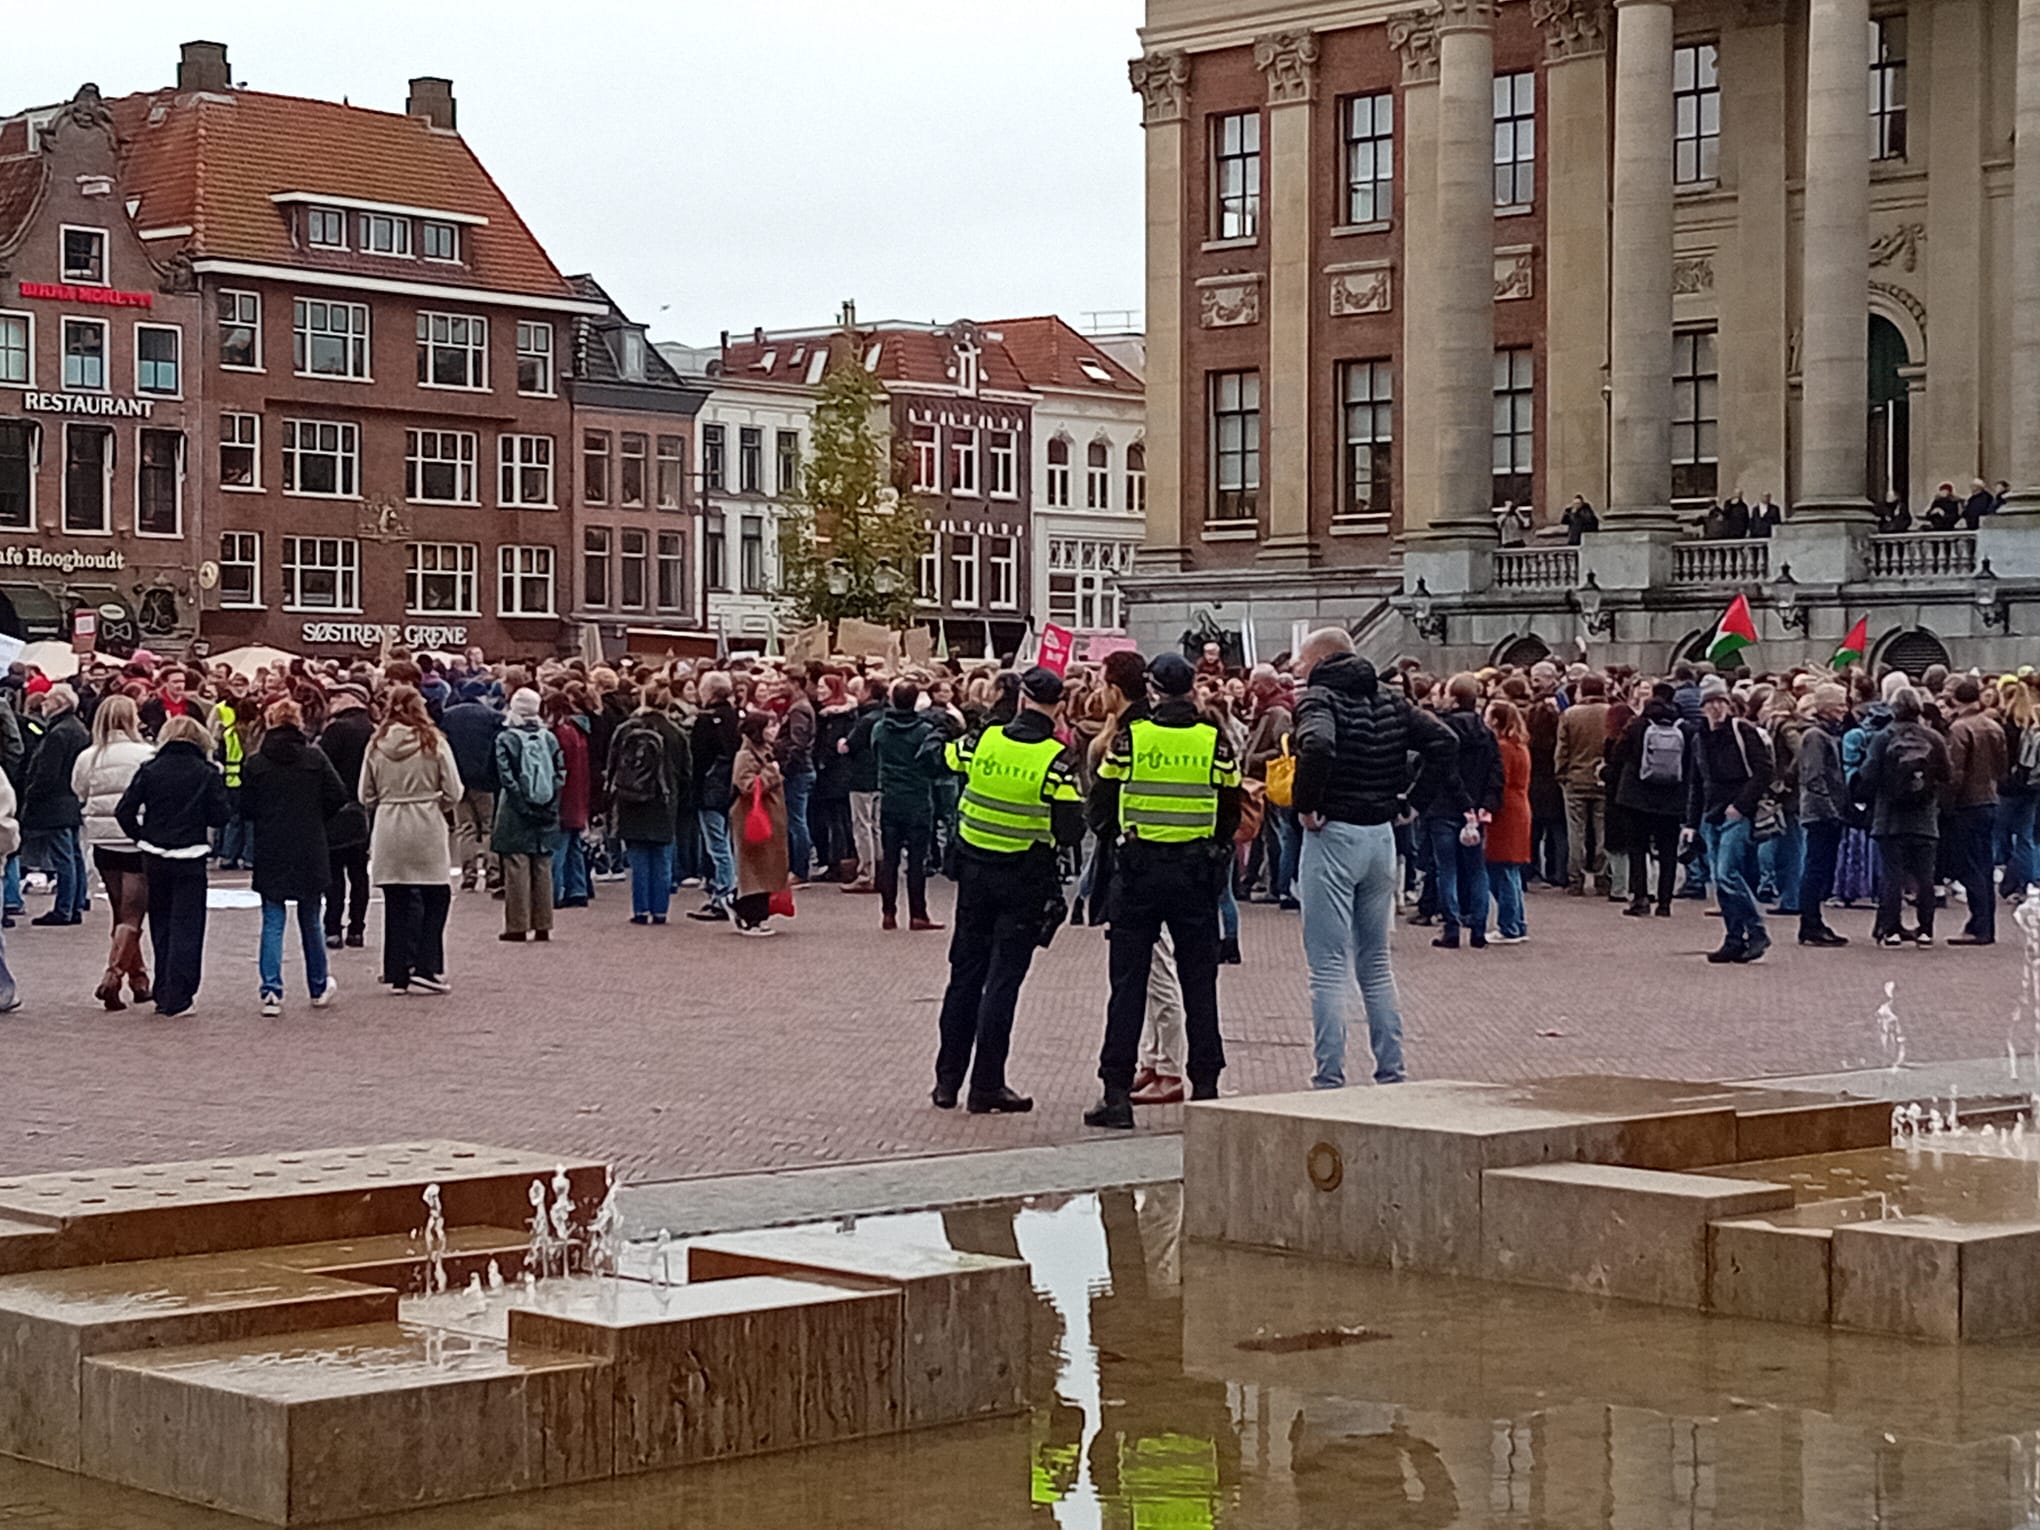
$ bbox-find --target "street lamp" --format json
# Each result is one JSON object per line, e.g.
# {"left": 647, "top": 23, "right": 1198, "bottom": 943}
{"left": 872, "top": 559, "right": 904, "bottom": 598}
{"left": 1976, "top": 558, "right": 2010, "bottom": 630}
{"left": 1772, "top": 562, "right": 1808, "bottom": 633}
{"left": 824, "top": 558, "right": 852, "bottom": 598}
{"left": 1572, "top": 571, "right": 1614, "bottom": 635}
{"left": 1410, "top": 577, "right": 1448, "bottom": 642}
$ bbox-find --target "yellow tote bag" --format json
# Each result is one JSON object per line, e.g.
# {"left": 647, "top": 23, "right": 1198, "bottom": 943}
{"left": 1264, "top": 733, "right": 1296, "bottom": 807}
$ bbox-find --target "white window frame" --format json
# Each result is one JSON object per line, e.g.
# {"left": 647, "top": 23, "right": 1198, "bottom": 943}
{"left": 59, "top": 224, "right": 107, "bottom": 284}
{"left": 281, "top": 418, "right": 361, "bottom": 499}
{"left": 950, "top": 426, "right": 980, "bottom": 497}
{"left": 220, "top": 411, "right": 261, "bottom": 492}
{"left": 406, "top": 541, "right": 480, "bottom": 617}
{"left": 404, "top": 428, "right": 480, "bottom": 505}
{"left": 949, "top": 530, "right": 981, "bottom": 610}
{"left": 498, "top": 433, "right": 555, "bottom": 508}
{"left": 583, "top": 526, "right": 611, "bottom": 609}
{"left": 515, "top": 320, "right": 554, "bottom": 396}
{"left": 134, "top": 323, "right": 182, "bottom": 398}
{"left": 218, "top": 531, "right": 262, "bottom": 609}
{"left": 217, "top": 288, "right": 261, "bottom": 372}
{"left": 911, "top": 421, "right": 940, "bottom": 492}
{"left": 305, "top": 207, "right": 348, "bottom": 249}
{"left": 1045, "top": 438, "right": 1072, "bottom": 507}
{"left": 619, "top": 527, "right": 650, "bottom": 610}
{"left": 62, "top": 316, "right": 109, "bottom": 392}
{"left": 916, "top": 538, "right": 941, "bottom": 606}
{"left": 416, "top": 311, "right": 488, "bottom": 391}
{"left": 0, "top": 419, "right": 36, "bottom": 532}
{"left": 659, "top": 435, "right": 687, "bottom": 509}
{"left": 358, "top": 212, "right": 412, "bottom": 257}
{"left": 0, "top": 311, "right": 31, "bottom": 387}
{"left": 775, "top": 429, "right": 801, "bottom": 498}
{"left": 293, "top": 298, "right": 371, "bottom": 381}
{"left": 988, "top": 429, "right": 1017, "bottom": 499}
{"left": 135, "top": 427, "right": 184, "bottom": 539}
{"left": 583, "top": 430, "right": 611, "bottom": 506}
{"left": 1126, "top": 442, "right": 1147, "bottom": 514}
{"left": 987, "top": 534, "right": 1017, "bottom": 609}
{"left": 62, "top": 422, "right": 112, "bottom": 535}
{"left": 499, "top": 544, "right": 556, "bottom": 617}
{"left": 281, "top": 535, "right": 362, "bottom": 613}
{"left": 421, "top": 220, "right": 459, "bottom": 262}
{"left": 656, "top": 529, "right": 686, "bottom": 610}
{"left": 1086, "top": 440, "right": 1112, "bottom": 511}
{"left": 738, "top": 427, "right": 763, "bottom": 494}
{"left": 739, "top": 516, "right": 768, "bottom": 594}
{"left": 620, "top": 432, "right": 649, "bottom": 508}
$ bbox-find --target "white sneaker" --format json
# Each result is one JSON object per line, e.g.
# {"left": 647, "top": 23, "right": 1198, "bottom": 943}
{"left": 312, "top": 977, "right": 339, "bottom": 1009}
{"left": 1492, "top": 933, "right": 1529, "bottom": 945}
{"left": 409, "top": 975, "right": 450, "bottom": 995}
{"left": 735, "top": 923, "right": 778, "bottom": 938}
{"left": 259, "top": 995, "right": 282, "bottom": 1018}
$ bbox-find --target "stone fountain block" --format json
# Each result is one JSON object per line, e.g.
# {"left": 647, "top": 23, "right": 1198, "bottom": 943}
{"left": 1731, "top": 1100, "right": 1894, "bottom": 1163}
{"left": 0, "top": 1144, "right": 604, "bottom": 1268}
{"left": 256, "top": 1225, "right": 537, "bottom": 1294}
{"left": 1480, "top": 1162, "right": 1794, "bottom": 1308}
{"left": 509, "top": 1274, "right": 902, "bottom": 1473}
{"left": 686, "top": 1227, "right": 1031, "bottom": 1426}
{"left": 0, "top": 1255, "right": 395, "bottom": 1471}
{"left": 1707, "top": 1197, "right": 1883, "bottom": 1326}
{"left": 1831, "top": 1218, "right": 2040, "bottom": 1341}
{"left": 0, "top": 1216, "right": 57, "bottom": 1277}
{"left": 77, "top": 1321, "right": 611, "bottom": 1524}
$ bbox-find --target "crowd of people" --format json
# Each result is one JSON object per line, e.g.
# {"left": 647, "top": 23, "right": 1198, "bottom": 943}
{"left": 0, "top": 633, "right": 2027, "bottom": 1121}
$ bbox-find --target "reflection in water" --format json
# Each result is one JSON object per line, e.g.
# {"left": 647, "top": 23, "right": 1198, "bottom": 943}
{"left": 16, "top": 1186, "right": 2040, "bottom": 1528}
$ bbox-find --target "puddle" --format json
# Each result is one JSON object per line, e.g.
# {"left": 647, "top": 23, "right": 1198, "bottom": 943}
{"left": 10, "top": 1183, "right": 2040, "bottom": 1527}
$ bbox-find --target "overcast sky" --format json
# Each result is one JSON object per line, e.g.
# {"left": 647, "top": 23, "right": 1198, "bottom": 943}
{"left": 5, "top": 0, "right": 1148, "bottom": 345}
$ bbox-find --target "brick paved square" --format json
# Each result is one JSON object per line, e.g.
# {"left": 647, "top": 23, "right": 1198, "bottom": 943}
{"left": 0, "top": 876, "right": 2020, "bottom": 1182}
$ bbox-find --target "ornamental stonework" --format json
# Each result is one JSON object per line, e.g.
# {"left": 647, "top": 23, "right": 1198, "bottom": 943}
{"left": 1531, "top": 0, "right": 1609, "bottom": 58}
{"left": 1328, "top": 262, "right": 1394, "bottom": 316}
{"left": 1387, "top": 11, "right": 1440, "bottom": 82}
{"left": 1254, "top": 31, "right": 1321, "bottom": 105}
{"left": 1494, "top": 248, "right": 1534, "bottom": 301}
{"left": 1435, "top": 0, "right": 1497, "bottom": 34}
{"left": 1128, "top": 50, "right": 1191, "bottom": 126}
{"left": 1198, "top": 275, "right": 1262, "bottom": 329}
{"left": 1672, "top": 255, "right": 1715, "bottom": 295}
{"left": 1870, "top": 222, "right": 1925, "bottom": 273}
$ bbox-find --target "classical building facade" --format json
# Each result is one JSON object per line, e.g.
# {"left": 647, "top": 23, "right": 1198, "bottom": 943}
{"left": 1124, "top": 0, "right": 2040, "bottom": 673}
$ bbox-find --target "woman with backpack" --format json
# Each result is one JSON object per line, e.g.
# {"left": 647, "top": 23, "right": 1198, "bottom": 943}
{"left": 608, "top": 682, "right": 690, "bottom": 926}
{"left": 1850, "top": 685, "right": 1952, "bottom": 947}
{"left": 1612, "top": 682, "right": 1689, "bottom": 917}
{"left": 492, "top": 688, "right": 565, "bottom": 943}
{"left": 360, "top": 685, "right": 464, "bottom": 994}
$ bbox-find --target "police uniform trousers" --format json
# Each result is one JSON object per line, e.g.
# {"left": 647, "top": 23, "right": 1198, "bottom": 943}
{"left": 934, "top": 847, "right": 1054, "bottom": 1094}
{"left": 1099, "top": 838, "right": 1225, "bottom": 1093}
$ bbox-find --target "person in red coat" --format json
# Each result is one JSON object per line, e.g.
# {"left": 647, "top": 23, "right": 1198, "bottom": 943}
{"left": 543, "top": 690, "right": 594, "bottom": 908}
{"left": 1485, "top": 699, "right": 1533, "bottom": 943}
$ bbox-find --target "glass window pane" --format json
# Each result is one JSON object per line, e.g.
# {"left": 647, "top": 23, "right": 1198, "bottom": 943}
{"left": 1674, "top": 47, "right": 1695, "bottom": 91}
{"left": 1699, "top": 94, "right": 1720, "bottom": 135}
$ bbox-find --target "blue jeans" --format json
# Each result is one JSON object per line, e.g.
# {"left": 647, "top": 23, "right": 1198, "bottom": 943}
{"left": 219, "top": 811, "right": 252, "bottom": 869}
{"left": 1266, "top": 806, "right": 1301, "bottom": 901}
{"left": 1758, "top": 815, "right": 1803, "bottom": 912}
{"left": 50, "top": 826, "right": 87, "bottom": 918}
{"left": 3, "top": 852, "right": 20, "bottom": 913}
{"left": 698, "top": 808, "right": 737, "bottom": 907}
{"left": 783, "top": 768, "right": 814, "bottom": 880}
{"left": 552, "top": 829, "right": 592, "bottom": 904}
{"left": 1490, "top": 862, "right": 1527, "bottom": 939}
{"left": 1298, "top": 820, "right": 1405, "bottom": 1088}
{"left": 626, "top": 840, "right": 674, "bottom": 920}
{"left": 259, "top": 897, "right": 328, "bottom": 1001}
{"left": 1218, "top": 872, "right": 1239, "bottom": 942}
{"left": 1424, "top": 817, "right": 1491, "bottom": 942}
{"left": 1701, "top": 815, "right": 1764, "bottom": 944}
{"left": 0, "top": 923, "right": 16, "bottom": 1009}
{"left": 1998, "top": 793, "right": 2038, "bottom": 898}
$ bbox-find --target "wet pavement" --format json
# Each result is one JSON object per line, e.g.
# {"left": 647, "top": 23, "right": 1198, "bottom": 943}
{"left": 10, "top": 1185, "right": 2040, "bottom": 1528}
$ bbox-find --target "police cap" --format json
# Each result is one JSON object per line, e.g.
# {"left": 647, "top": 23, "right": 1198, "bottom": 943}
{"left": 1019, "top": 666, "right": 1065, "bottom": 705}
{"left": 1147, "top": 652, "right": 1196, "bottom": 697}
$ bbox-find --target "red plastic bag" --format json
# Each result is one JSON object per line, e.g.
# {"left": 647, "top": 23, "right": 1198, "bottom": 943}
{"left": 768, "top": 886, "right": 797, "bottom": 919}
{"left": 743, "top": 777, "right": 773, "bottom": 846}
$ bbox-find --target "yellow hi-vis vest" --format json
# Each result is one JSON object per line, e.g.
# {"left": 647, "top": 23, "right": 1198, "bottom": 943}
{"left": 945, "top": 724, "right": 1079, "bottom": 855}
{"left": 1100, "top": 717, "right": 1240, "bottom": 843}
{"left": 218, "top": 701, "right": 245, "bottom": 788}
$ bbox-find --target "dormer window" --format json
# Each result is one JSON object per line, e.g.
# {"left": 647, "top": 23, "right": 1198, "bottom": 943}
{"left": 421, "top": 221, "right": 458, "bottom": 261}
{"left": 306, "top": 207, "right": 347, "bottom": 249}
{"left": 613, "top": 328, "right": 646, "bottom": 382}
{"left": 359, "top": 213, "right": 411, "bottom": 257}
{"left": 955, "top": 343, "right": 981, "bottom": 395}
{"left": 61, "top": 227, "right": 106, "bottom": 283}
{"left": 1078, "top": 357, "right": 1114, "bottom": 385}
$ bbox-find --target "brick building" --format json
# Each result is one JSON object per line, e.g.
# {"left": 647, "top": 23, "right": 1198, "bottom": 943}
{"left": 2, "top": 42, "right": 613, "bottom": 661}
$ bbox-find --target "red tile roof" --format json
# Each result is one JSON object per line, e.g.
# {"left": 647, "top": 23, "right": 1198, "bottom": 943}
{"left": 96, "top": 88, "right": 574, "bottom": 299}
{"left": 988, "top": 315, "right": 1143, "bottom": 395}
{"left": 719, "top": 322, "right": 1037, "bottom": 395}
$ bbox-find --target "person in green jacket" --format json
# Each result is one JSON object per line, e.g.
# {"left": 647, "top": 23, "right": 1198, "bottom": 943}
{"left": 870, "top": 680, "right": 950, "bottom": 931}
{"left": 492, "top": 689, "right": 565, "bottom": 943}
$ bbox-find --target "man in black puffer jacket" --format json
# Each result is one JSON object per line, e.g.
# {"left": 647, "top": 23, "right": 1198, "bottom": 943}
{"left": 1291, "top": 629, "right": 1455, "bottom": 1089}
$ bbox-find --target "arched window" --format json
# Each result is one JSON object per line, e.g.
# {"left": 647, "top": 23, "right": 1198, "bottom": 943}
{"left": 1087, "top": 440, "right": 1111, "bottom": 510}
{"left": 1125, "top": 442, "right": 1147, "bottom": 515}
{"left": 1046, "top": 437, "right": 1071, "bottom": 508}
{"left": 1879, "top": 628, "right": 1951, "bottom": 680}
{"left": 1495, "top": 633, "right": 1550, "bottom": 667}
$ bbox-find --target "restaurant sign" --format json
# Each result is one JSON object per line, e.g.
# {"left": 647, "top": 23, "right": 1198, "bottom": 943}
{"left": 22, "top": 392, "right": 157, "bottom": 419}
{"left": 301, "top": 621, "right": 469, "bottom": 650}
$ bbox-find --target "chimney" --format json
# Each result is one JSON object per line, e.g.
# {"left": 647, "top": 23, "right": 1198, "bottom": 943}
{"left": 178, "top": 41, "right": 230, "bottom": 93}
{"left": 406, "top": 76, "right": 456, "bottom": 130}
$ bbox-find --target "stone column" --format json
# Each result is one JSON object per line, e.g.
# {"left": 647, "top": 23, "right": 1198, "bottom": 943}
{"left": 1923, "top": 0, "right": 1983, "bottom": 496}
{"left": 1717, "top": 5, "right": 1789, "bottom": 507}
{"left": 1419, "top": 0, "right": 1496, "bottom": 544}
{"left": 1129, "top": 51, "right": 1192, "bottom": 566}
{"left": 1255, "top": 31, "right": 1321, "bottom": 567}
{"left": 1605, "top": 0, "right": 1677, "bottom": 531}
{"left": 1390, "top": 12, "right": 1441, "bottom": 542}
{"left": 2003, "top": 0, "right": 2040, "bottom": 511}
{"left": 1533, "top": 0, "right": 1611, "bottom": 520}
{"left": 1795, "top": 0, "right": 1873, "bottom": 520}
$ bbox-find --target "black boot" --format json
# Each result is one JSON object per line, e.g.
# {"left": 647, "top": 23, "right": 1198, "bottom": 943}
{"left": 1705, "top": 938, "right": 1746, "bottom": 964}
{"left": 1189, "top": 1079, "right": 1220, "bottom": 1102}
{"left": 1083, "top": 1089, "right": 1135, "bottom": 1130}
{"left": 967, "top": 1086, "right": 1034, "bottom": 1114}
{"left": 1217, "top": 936, "right": 1242, "bottom": 965}
{"left": 930, "top": 1081, "right": 960, "bottom": 1110}
{"left": 1621, "top": 899, "right": 1650, "bottom": 917}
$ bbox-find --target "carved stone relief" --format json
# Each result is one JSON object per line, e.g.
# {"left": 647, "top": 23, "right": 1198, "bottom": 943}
{"left": 1198, "top": 275, "right": 1263, "bottom": 329}
{"left": 1387, "top": 11, "right": 1440, "bottom": 83}
{"left": 1128, "top": 51, "right": 1191, "bottom": 126}
{"left": 1495, "top": 248, "right": 1535, "bottom": 301}
{"left": 1328, "top": 263, "right": 1394, "bottom": 316}
{"left": 1672, "top": 255, "right": 1715, "bottom": 295}
{"left": 1253, "top": 31, "right": 1321, "bottom": 105}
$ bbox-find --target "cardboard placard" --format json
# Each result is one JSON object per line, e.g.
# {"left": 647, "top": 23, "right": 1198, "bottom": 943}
{"left": 71, "top": 610, "right": 97, "bottom": 654}
{"left": 836, "top": 617, "right": 897, "bottom": 663}
{"left": 1036, "top": 623, "right": 1074, "bottom": 676}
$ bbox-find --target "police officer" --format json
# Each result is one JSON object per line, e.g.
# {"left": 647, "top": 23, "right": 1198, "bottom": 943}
{"left": 931, "top": 665, "right": 1084, "bottom": 1114}
{"left": 1084, "top": 652, "right": 1241, "bottom": 1129}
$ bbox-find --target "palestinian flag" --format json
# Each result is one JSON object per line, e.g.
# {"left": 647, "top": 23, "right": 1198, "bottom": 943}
{"left": 1706, "top": 593, "right": 1759, "bottom": 665}
{"left": 1832, "top": 616, "right": 1869, "bottom": 672}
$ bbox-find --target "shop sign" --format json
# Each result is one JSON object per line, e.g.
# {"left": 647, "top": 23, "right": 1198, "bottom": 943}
{"left": 22, "top": 392, "right": 157, "bottom": 419}
{"left": 17, "top": 281, "right": 154, "bottom": 309}
{"left": 0, "top": 545, "right": 126, "bottom": 573}
{"left": 301, "top": 621, "right": 469, "bottom": 650}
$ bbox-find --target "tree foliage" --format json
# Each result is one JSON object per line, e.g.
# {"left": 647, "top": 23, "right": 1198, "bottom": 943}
{"left": 777, "top": 355, "right": 927, "bottom": 629}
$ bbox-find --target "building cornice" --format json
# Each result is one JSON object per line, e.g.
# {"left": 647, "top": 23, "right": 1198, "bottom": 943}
{"left": 187, "top": 258, "right": 606, "bottom": 315}
{"left": 1143, "top": 0, "right": 1437, "bottom": 54}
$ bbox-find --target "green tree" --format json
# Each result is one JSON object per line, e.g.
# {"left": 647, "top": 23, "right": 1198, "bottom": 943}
{"left": 777, "top": 355, "right": 926, "bottom": 630}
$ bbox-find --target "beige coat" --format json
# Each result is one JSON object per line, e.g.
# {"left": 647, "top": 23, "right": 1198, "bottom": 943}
{"left": 730, "top": 741, "right": 789, "bottom": 898}
{"left": 360, "top": 723, "right": 464, "bottom": 886}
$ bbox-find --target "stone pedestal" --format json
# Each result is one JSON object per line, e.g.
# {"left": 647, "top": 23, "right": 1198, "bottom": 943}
{"left": 1403, "top": 543, "right": 1494, "bottom": 598}
{"left": 1769, "top": 518, "right": 1870, "bottom": 585}
{"left": 1579, "top": 529, "right": 1673, "bottom": 591}
{"left": 1977, "top": 515, "right": 2040, "bottom": 578}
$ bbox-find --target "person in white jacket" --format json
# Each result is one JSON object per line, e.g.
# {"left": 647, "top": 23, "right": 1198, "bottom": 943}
{"left": 71, "top": 695, "right": 155, "bottom": 1009}
{"left": 0, "top": 771, "right": 20, "bottom": 1012}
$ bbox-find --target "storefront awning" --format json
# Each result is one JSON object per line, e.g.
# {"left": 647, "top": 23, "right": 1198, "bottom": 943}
{"left": 0, "top": 585, "right": 66, "bottom": 642}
